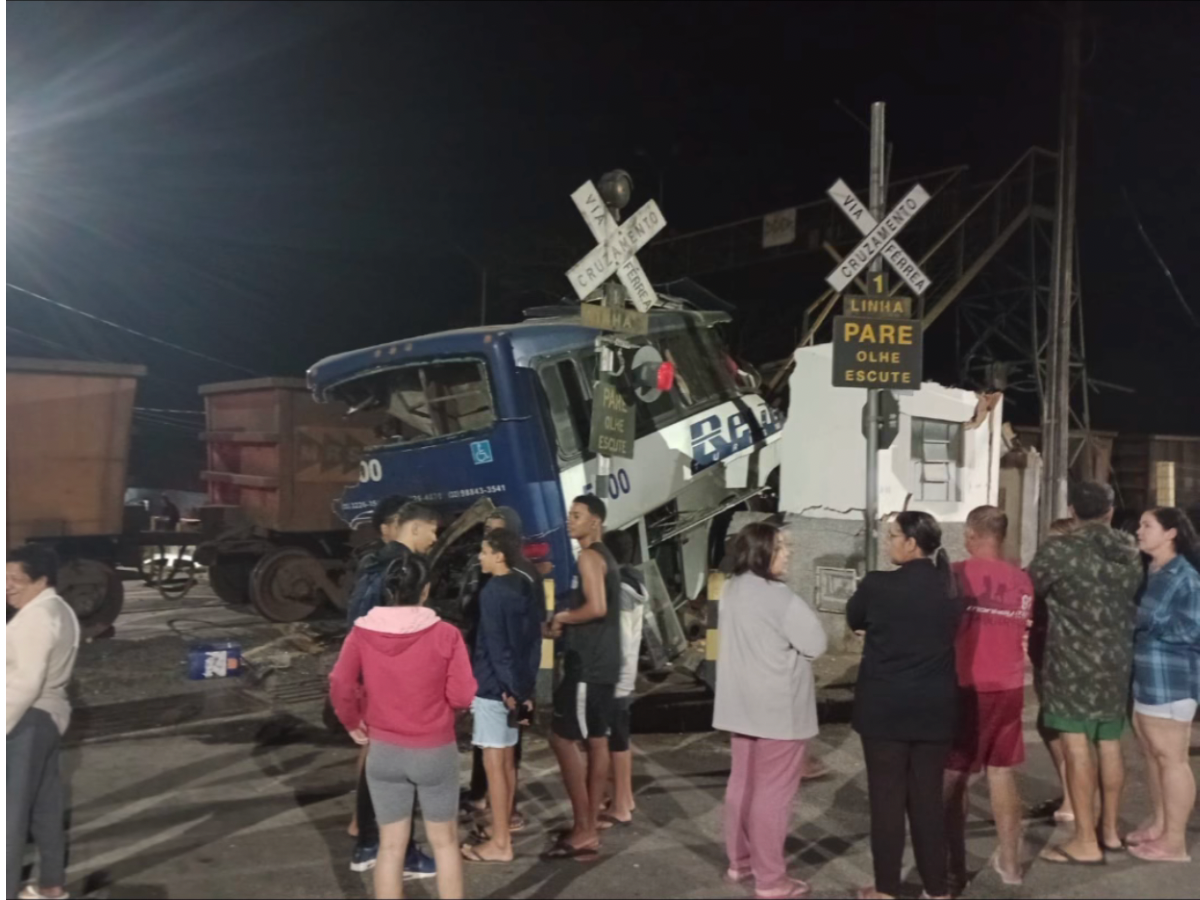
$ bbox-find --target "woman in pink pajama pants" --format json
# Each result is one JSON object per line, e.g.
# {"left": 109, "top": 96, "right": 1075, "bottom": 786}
{"left": 713, "top": 522, "right": 829, "bottom": 900}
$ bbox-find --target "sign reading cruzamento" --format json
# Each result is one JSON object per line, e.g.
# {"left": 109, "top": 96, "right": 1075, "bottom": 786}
{"left": 832, "top": 315, "right": 924, "bottom": 387}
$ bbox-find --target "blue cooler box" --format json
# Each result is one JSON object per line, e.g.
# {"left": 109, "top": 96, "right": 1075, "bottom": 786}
{"left": 187, "top": 641, "right": 244, "bottom": 679}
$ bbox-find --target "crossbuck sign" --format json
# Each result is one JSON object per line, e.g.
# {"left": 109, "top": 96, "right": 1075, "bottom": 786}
{"left": 825, "top": 179, "right": 932, "bottom": 296}
{"left": 567, "top": 183, "right": 666, "bottom": 313}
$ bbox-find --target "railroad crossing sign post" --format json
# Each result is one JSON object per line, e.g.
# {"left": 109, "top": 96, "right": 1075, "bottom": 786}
{"left": 566, "top": 171, "right": 667, "bottom": 477}
{"left": 568, "top": 180, "right": 666, "bottom": 313}
{"left": 825, "top": 181, "right": 932, "bottom": 296}
{"left": 825, "top": 103, "right": 931, "bottom": 571}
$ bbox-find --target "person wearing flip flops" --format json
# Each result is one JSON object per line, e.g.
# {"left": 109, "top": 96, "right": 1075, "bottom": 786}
{"left": 461, "top": 529, "right": 542, "bottom": 865}
{"left": 599, "top": 529, "right": 649, "bottom": 831}
{"left": 1028, "top": 482, "right": 1143, "bottom": 868}
{"left": 713, "top": 522, "right": 828, "bottom": 900}
{"left": 943, "top": 507, "right": 1035, "bottom": 890}
{"left": 1027, "top": 517, "right": 1082, "bottom": 828}
{"left": 1127, "top": 507, "right": 1200, "bottom": 865}
{"left": 458, "top": 508, "right": 538, "bottom": 835}
{"left": 7, "top": 545, "right": 79, "bottom": 900}
{"left": 543, "top": 496, "right": 624, "bottom": 861}
{"left": 847, "top": 512, "right": 960, "bottom": 900}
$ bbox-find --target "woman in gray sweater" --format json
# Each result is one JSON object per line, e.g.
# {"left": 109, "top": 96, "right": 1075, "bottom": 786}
{"left": 713, "top": 522, "right": 828, "bottom": 900}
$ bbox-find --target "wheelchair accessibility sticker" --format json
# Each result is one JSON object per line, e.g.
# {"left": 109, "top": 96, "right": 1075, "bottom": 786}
{"left": 470, "top": 440, "right": 494, "bottom": 465}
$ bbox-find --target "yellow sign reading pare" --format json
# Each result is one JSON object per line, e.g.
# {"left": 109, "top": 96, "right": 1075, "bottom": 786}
{"left": 832, "top": 315, "right": 923, "bottom": 388}
{"left": 840, "top": 320, "right": 916, "bottom": 345}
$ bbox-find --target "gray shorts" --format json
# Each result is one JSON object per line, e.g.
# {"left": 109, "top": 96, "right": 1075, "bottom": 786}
{"left": 366, "top": 741, "right": 460, "bottom": 825}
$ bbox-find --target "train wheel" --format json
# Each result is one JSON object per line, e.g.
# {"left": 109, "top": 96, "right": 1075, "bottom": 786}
{"left": 250, "top": 547, "right": 327, "bottom": 622}
{"left": 59, "top": 559, "right": 124, "bottom": 639}
{"left": 325, "top": 566, "right": 352, "bottom": 614}
{"left": 209, "top": 557, "right": 255, "bottom": 606}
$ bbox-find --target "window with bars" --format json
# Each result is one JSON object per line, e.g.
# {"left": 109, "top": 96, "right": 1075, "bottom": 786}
{"left": 911, "top": 417, "right": 964, "bottom": 502}
{"left": 538, "top": 358, "right": 591, "bottom": 461}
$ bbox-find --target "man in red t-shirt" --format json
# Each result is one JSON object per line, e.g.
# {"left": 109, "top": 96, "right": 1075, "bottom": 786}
{"left": 944, "top": 506, "right": 1033, "bottom": 889}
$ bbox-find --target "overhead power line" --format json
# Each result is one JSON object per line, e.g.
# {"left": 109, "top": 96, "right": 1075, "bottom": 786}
{"left": 7, "top": 325, "right": 210, "bottom": 398}
{"left": 6, "top": 282, "right": 260, "bottom": 375}
{"left": 1120, "top": 187, "right": 1198, "bottom": 328}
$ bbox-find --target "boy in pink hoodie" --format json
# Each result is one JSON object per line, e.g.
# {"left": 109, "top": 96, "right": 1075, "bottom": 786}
{"left": 330, "top": 555, "right": 477, "bottom": 900}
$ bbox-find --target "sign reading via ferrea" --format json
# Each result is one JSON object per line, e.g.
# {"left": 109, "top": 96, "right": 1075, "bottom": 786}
{"left": 588, "top": 377, "right": 636, "bottom": 458}
{"left": 567, "top": 183, "right": 666, "bottom": 312}
{"left": 832, "top": 316, "right": 924, "bottom": 387}
{"left": 825, "top": 179, "right": 932, "bottom": 296}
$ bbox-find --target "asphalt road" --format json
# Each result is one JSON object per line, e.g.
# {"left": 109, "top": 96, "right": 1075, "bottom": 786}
{"left": 33, "top": 580, "right": 1197, "bottom": 899}
{"left": 32, "top": 703, "right": 1197, "bottom": 899}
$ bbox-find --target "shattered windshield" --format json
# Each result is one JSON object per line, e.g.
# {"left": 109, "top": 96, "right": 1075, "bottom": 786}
{"left": 336, "top": 358, "right": 495, "bottom": 445}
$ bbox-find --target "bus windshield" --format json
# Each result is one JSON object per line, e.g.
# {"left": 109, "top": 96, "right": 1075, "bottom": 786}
{"left": 333, "top": 358, "right": 496, "bottom": 446}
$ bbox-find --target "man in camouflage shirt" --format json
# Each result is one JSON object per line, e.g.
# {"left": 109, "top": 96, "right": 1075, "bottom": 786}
{"left": 1029, "top": 482, "right": 1142, "bottom": 866}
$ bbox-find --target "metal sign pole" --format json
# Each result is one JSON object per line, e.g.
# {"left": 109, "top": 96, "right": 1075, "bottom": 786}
{"left": 595, "top": 209, "right": 620, "bottom": 494}
{"left": 865, "top": 101, "right": 886, "bottom": 572}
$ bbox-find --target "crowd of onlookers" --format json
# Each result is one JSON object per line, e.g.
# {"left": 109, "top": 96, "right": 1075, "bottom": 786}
{"left": 714, "top": 481, "right": 1198, "bottom": 900}
{"left": 325, "top": 495, "right": 649, "bottom": 899}
{"left": 6, "top": 482, "right": 1197, "bottom": 900}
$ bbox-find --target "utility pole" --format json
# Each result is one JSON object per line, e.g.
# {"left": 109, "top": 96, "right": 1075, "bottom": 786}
{"left": 1041, "top": 0, "right": 1082, "bottom": 535}
{"left": 864, "top": 101, "right": 887, "bottom": 571}
{"left": 480, "top": 267, "right": 488, "bottom": 326}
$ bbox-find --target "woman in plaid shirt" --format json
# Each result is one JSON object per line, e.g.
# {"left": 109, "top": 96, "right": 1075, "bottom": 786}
{"left": 1129, "top": 507, "right": 1200, "bottom": 864}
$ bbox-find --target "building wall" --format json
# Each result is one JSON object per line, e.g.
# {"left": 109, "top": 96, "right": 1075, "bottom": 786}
{"left": 998, "top": 451, "right": 1042, "bottom": 567}
{"left": 780, "top": 344, "right": 1003, "bottom": 522}
{"left": 776, "top": 344, "right": 1004, "bottom": 651}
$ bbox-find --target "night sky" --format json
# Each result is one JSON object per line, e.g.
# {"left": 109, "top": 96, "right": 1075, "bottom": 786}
{"left": 6, "top": 0, "right": 1199, "bottom": 482}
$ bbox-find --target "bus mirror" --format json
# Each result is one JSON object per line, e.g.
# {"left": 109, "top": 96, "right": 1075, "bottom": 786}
{"left": 631, "top": 345, "right": 671, "bottom": 403}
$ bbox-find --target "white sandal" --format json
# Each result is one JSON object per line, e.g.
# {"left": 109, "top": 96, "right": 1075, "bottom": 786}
{"left": 19, "top": 888, "right": 69, "bottom": 900}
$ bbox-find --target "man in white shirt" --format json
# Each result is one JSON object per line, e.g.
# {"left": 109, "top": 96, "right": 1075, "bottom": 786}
{"left": 7, "top": 545, "right": 80, "bottom": 900}
{"left": 600, "top": 530, "right": 647, "bottom": 829}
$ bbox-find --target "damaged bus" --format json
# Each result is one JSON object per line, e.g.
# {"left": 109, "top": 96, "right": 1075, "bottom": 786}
{"left": 306, "top": 300, "right": 784, "bottom": 648}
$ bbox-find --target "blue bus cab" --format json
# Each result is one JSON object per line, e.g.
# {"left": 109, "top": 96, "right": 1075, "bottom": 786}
{"left": 306, "top": 304, "right": 784, "bottom": 608}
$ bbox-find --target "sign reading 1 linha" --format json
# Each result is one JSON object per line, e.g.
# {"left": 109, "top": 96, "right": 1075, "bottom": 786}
{"left": 843, "top": 290, "right": 913, "bottom": 319}
{"left": 832, "top": 316, "right": 924, "bottom": 387}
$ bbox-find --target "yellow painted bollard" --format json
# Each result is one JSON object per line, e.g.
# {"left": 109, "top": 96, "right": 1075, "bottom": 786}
{"left": 702, "top": 570, "right": 725, "bottom": 690}
{"left": 537, "top": 579, "right": 556, "bottom": 705}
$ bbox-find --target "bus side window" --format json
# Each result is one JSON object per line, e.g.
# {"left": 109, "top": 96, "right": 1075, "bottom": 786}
{"left": 662, "top": 331, "right": 723, "bottom": 411}
{"left": 538, "top": 359, "right": 590, "bottom": 461}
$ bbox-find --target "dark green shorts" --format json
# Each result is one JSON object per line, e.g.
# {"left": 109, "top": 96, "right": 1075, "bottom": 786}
{"left": 1041, "top": 711, "right": 1126, "bottom": 742}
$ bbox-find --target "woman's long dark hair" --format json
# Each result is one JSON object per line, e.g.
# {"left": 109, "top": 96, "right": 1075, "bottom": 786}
{"left": 383, "top": 552, "right": 430, "bottom": 606}
{"left": 731, "top": 522, "right": 781, "bottom": 582}
{"left": 894, "top": 510, "right": 955, "bottom": 597}
{"left": 1150, "top": 507, "right": 1200, "bottom": 572}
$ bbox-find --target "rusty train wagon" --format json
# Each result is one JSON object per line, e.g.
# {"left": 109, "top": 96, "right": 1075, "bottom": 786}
{"left": 6, "top": 358, "right": 146, "bottom": 635}
{"left": 195, "top": 377, "right": 381, "bottom": 622}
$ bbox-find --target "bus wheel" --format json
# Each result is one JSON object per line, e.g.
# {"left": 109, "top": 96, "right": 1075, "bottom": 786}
{"left": 59, "top": 559, "right": 124, "bottom": 639}
{"left": 250, "top": 547, "right": 326, "bottom": 622}
{"left": 209, "top": 557, "right": 255, "bottom": 606}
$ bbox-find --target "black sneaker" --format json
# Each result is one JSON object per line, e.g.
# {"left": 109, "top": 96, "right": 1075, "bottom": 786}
{"left": 350, "top": 840, "right": 378, "bottom": 873}
{"left": 404, "top": 844, "right": 437, "bottom": 880}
